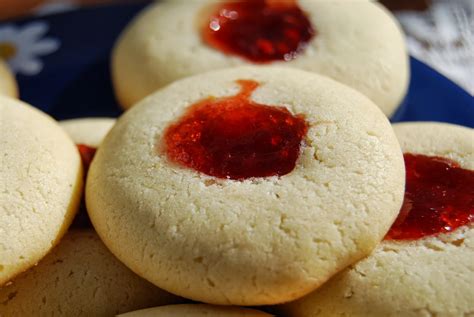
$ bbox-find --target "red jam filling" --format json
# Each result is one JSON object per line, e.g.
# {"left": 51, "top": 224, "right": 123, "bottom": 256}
{"left": 202, "top": 0, "right": 315, "bottom": 63}
{"left": 77, "top": 144, "right": 97, "bottom": 172}
{"left": 162, "top": 80, "right": 308, "bottom": 180}
{"left": 386, "top": 154, "right": 474, "bottom": 240}
{"left": 73, "top": 144, "right": 97, "bottom": 228}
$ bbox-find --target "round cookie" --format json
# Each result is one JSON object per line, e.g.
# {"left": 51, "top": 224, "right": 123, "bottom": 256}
{"left": 279, "top": 122, "right": 474, "bottom": 316}
{"left": 0, "top": 60, "right": 18, "bottom": 98}
{"left": 119, "top": 304, "right": 272, "bottom": 317}
{"left": 0, "top": 230, "right": 183, "bottom": 316}
{"left": 0, "top": 96, "right": 83, "bottom": 285}
{"left": 87, "top": 66, "right": 405, "bottom": 305}
{"left": 60, "top": 118, "right": 116, "bottom": 228}
{"left": 60, "top": 117, "right": 116, "bottom": 148}
{"left": 113, "top": 0, "right": 408, "bottom": 116}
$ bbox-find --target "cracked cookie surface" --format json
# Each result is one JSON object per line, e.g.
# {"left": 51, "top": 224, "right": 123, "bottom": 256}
{"left": 280, "top": 122, "right": 474, "bottom": 316}
{"left": 87, "top": 66, "right": 405, "bottom": 305}
{"left": 0, "top": 230, "right": 182, "bottom": 316}
{"left": 0, "top": 97, "right": 82, "bottom": 285}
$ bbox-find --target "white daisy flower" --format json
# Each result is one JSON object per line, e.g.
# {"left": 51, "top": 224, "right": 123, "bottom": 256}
{"left": 0, "top": 21, "right": 60, "bottom": 76}
{"left": 35, "top": 0, "right": 80, "bottom": 17}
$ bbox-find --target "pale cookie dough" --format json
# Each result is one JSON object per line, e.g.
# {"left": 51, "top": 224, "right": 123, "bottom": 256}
{"left": 60, "top": 118, "right": 117, "bottom": 228}
{"left": 113, "top": 0, "right": 408, "bottom": 116}
{"left": 0, "top": 96, "right": 83, "bottom": 285}
{"left": 87, "top": 67, "right": 405, "bottom": 305}
{"left": 280, "top": 122, "right": 474, "bottom": 317}
{"left": 118, "top": 304, "right": 272, "bottom": 317}
{"left": 60, "top": 117, "right": 116, "bottom": 148}
{"left": 0, "top": 230, "right": 182, "bottom": 316}
{"left": 0, "top": 60, "right": 18, "bottom": 98}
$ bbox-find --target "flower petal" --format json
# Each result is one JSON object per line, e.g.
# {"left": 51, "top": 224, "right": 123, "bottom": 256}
{"left": 17, "top": 22, "right": 49, "bottom": 43}
{"left": 35, "top": 1, "right": 79, "bottom": 16}
{"left": 16, "top": 57, "right": 43, "bottom": 76}
{"left": 0, "top": 25, "right": 19, "bottom": 43}
{"left": 30, "top": 39, "right": 60, "bottom": 55}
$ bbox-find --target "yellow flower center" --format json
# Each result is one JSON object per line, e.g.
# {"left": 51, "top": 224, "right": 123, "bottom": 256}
{"left": 0, "top": 42, "right": 17, "bottom": 60}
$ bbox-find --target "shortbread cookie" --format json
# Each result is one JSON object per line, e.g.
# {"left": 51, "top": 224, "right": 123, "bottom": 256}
{"left": 60, "top": 118, "right": 116, "bottom": 227}
{"left": 119, "top": 304, "right": 272, "bottom": 317}
{"left": 87, "top": 66, "right": 405, "bottom": 305}
{"left": 60, "top": 117, "right": 115, "bottom": 171}
{"left": 113, "top": 0, "right": 408, "bottom": 116}
{"left": 0, "top": 60, "right": 18, "bottom": 98}
{"left": 280, "top": 122, "right": 474, "bottom": 316}
{"left": 0, "top": 230, "right": 182, "bottom": 316}
{"left": 0, "top": 96, "right": 83, "bottom": 285}
{"left": 60, "top": 117, "right": 116, "bottom": 148}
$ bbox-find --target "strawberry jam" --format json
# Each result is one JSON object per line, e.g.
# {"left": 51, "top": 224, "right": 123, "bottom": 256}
{"left": 202, "top": 0, "right": 315, "bottom": 63}
{"left": 77, "top": 144, "right": 97, "bottom": 172}
{"left": 162, "top": 80, "right": 308, "bottom": 180}
{"left": 73, "top": 144, "right": 97, "bottom": 228}
{"left": 386, "top": 154, "right": 474, "bottom": 240}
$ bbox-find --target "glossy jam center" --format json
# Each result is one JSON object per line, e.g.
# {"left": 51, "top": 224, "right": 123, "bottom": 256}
{"left": 77, "top": 144, "right": 97, "bottom": 172}
{"left": 202, "top": 0, "right": 315, "bottom": 63}
{"left": 163, "top": 80, "right": 308, "bottom": 180}
{"left": 386, "top": 154, "right": 474, "bottom": 240}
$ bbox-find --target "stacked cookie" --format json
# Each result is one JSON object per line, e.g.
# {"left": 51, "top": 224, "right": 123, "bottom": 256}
{"left": 87, "top": 66, "right": 405, "bottom": 307}
{"left": 0, "top": 112, "right": 183, "bottom": 316}
{"left": 118, "top": 304, "right": 274, "bottom": 316}
{"left": 0, "top": 97, "right": 83, "bottom": 286}
{"left": 113, "top": 0, "right": 409, "bottom": 116}
{"left": 1, "top": 1, "right": 473, "bottom": 316}
{"left": 279, "top": 123, "right": 474, "bottom": 316}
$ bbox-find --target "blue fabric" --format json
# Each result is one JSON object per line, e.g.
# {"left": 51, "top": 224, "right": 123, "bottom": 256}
{"left": 7, "top": 4, "right": 146, "bottom": 119}
{"left": 3, "top": 3, "right": 473, "bottom": 127}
